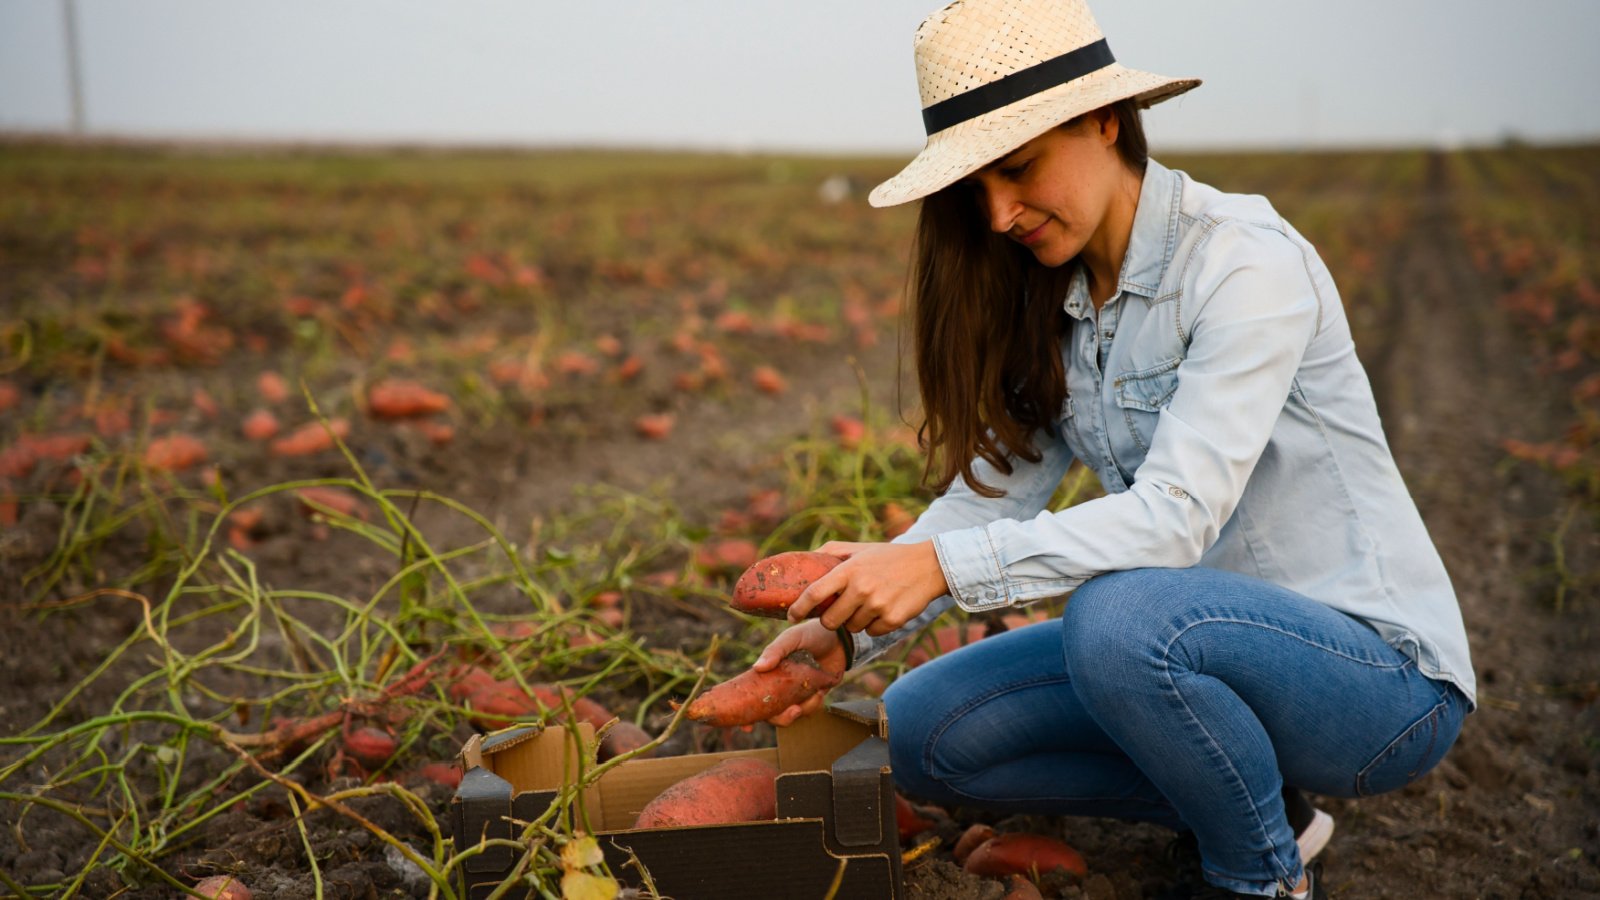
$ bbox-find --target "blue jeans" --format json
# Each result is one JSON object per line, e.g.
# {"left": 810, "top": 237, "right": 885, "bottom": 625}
{"left": 883, "top": 567, "right": 1468, "bottom": 896}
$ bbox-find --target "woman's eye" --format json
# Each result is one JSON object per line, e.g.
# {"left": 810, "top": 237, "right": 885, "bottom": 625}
{"left": 1000, "top": 161, "right": 1031, "bottom": 179}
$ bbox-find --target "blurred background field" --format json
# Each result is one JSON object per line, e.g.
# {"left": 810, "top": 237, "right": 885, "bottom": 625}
{"left": 1, "top": 138, "right": 1596, "bottom": 897}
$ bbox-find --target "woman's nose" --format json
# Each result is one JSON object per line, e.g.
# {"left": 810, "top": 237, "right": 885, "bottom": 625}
{"left": 983, "top": 184, "right": 1020, "bottom": 233}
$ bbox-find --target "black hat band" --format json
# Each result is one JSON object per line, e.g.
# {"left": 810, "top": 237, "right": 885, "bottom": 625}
{"left": 921, "top": 38, "right": 1115, "bottom": 135}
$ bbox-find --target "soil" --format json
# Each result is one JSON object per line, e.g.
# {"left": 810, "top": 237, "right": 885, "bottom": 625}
{"left": 1, "top": 147, "right": 1596, "bottom": 899}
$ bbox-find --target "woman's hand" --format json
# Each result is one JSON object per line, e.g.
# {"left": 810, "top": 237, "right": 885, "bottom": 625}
{"left": 752, "top": 620, "right": 848, "bottom": 726}
{"left": 786, "top": 540, "right": 949, "bottom": 637}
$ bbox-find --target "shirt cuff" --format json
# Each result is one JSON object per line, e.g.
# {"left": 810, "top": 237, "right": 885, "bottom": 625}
{"left": 932, "top": 525, "right": 1011, "bottom": 612}
{"left": 847, "top": 629, "right": 870, "bottom": 671}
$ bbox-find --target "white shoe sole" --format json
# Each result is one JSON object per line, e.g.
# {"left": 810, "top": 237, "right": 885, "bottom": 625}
{"left": 1296, "top": 808, "right": 1335, "bottom": 861}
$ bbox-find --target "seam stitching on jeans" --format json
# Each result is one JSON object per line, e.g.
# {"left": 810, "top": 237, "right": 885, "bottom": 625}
{"left": 923, "top": 673, "right": 1073, "bottom": 783}
{"left": 1159, "top": 619, "right": 1310, "bottom": 886}
{"left": 1170, "top": 616, "right": 1412, "bottom": 669}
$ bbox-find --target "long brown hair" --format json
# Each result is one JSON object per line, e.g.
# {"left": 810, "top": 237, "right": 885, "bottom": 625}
{"left": 910, "top": 99, "right": 1149, "bottom": 497}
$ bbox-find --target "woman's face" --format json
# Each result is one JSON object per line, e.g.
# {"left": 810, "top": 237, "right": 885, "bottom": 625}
{"left": 961, "top": 112, "right": 1125, "bottom": 268}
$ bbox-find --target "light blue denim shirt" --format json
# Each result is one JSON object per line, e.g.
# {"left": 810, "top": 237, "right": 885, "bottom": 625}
{"left": 857, "top": 158, "right": 1476, "bottom": 707}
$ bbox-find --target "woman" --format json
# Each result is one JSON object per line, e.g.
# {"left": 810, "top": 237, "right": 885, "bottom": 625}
{"left": 751, "top": 1, "right": 1474, "bottom": 898}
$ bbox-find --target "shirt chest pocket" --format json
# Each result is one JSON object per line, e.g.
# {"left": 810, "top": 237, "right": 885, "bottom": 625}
{"left": 1113, "top": 356, "right": 1182, "bottom": 454}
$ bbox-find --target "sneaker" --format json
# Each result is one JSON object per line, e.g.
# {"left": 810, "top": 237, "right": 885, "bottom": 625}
{"left": 1281, "top": 786, "right": 1335, "bottom": 862}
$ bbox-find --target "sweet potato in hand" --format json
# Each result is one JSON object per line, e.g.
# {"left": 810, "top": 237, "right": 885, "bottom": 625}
{"left": 633, "top": 757, "right": 780, "bottom": 829}
{"left": 730, "top": 551, "right": 842, "bottom": 618}
{"left": 681, "top": 650, "right": 839, "bottom": 728}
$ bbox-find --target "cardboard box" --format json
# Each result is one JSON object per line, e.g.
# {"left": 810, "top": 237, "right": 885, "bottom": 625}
{"left": 452, "top": 699, "right": 905, "bottom": 899}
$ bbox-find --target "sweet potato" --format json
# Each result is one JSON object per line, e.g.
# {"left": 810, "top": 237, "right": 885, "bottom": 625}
{"left": 730, "top": 551, "right": 843, "bottom": 619}
{"left": 1002, "top": 874, "right": 1044, "bottom": 900}
{"left": 830, "top": 413, "right": 866, "bottom": 449}
{"left": 696, "top": 538, "right": 760, "bottom": 574}
{"left": 241, "top": 408, "right": 280, "bottom": 441}
{"left": 895, "top": 793, "right": 936, "bottom": 842}
{"left": 598, "top": 721, "right": 655, "bottom": 761}
{"left": 143, "top": 434, "right": 208, "bottom": 472}
{"left": 462, "top": 680, "right": 541, "bottom": 730}
{"left": 751, "top": 365, "right": 787, "bottom": 395}
{"left": 555, "top": 350, "right": 600, "bottom": 377}
{"left": 446, "top": 664, "right": 500, "bottom": 700}
{"left": 681, "top": 650, "right": 839, "bottom": 727}
{"left": 880, "top": 501, "right": 916, "bottom": 539}
{"left": 410, "top": 761, "right": 463, "bottom": 790}
{"left": 295, "top": 486, "right": 366, "bottom": 520}
{"left": 343, "top": 726, "right": 398, "bottom": 766}
{"left": 565, "top": 693, "right": 617, "bottom": 733}
{"left": 634, "top": 413, "right": 675, "bottom": 440}
{"left": 269, "top": 418, "right": 349, "bottom": 457}
{"left": 963, "top": 833, "right": 1087, "bottom": 879}
{"left": 257, "top": 371, "right": 290, "bottom": 405}
{"left": 953, "top": 823, "right": 997, "bottom": 865}
{"left": 633, "top": 757, "right": 779, "bottom": 829}
{"left": 367, "top": 378, "right": 451, "bottom": 419}
{"left": 615, "top": 355, "right": 644, "bottom": 381}
{"left": 194, "top": 875, "right": 252, "bottom": 900}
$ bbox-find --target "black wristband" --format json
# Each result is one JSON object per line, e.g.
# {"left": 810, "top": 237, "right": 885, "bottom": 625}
{"left": 836, "top": 626, "right": 855, "bottom": 671}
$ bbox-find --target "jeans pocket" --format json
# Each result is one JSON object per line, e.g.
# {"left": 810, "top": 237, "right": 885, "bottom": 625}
{"left": 1355, "top": 686, "right": 1463, "bottom": 797}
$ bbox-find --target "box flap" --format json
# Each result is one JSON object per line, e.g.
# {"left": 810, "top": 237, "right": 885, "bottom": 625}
{"left": 778, "top": 703, "right": 880, "bottom": 773}
{"left": 478, "top": 722, "right": 595, "bottom": 792}
{"left": 454, "top": 766, "right": 513, "bottom": 873}
{"left": 828, "top": 699, "right": 888, "bottom": 739}
{"left": 830, "top": 736, "right": 888, "bottom": 847}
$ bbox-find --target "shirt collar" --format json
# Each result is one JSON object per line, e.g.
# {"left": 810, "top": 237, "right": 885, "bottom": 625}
{"left": 1061, "top": 158, "right": 1182, "bottom": 319}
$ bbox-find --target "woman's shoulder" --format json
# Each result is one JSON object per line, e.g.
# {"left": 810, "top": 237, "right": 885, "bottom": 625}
{"left": 1166, "top": 165, "right": 1288, "bottom": 236}
{"left": 1151, "top": 165, "right": 1333, "bottom": 326}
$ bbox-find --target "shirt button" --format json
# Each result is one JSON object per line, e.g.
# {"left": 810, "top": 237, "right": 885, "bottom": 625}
{"left": 1168, "top": 486, "right": 1189, "bottom": 500}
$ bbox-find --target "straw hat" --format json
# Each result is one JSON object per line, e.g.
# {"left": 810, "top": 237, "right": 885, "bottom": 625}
{"left": 869, "top": 0, "right": 1200, "bottom": 208}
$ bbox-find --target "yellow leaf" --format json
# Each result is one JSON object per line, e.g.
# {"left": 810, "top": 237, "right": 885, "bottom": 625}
{"left": 560, "top": 834, "right": 605, "bottom": 871}
{"left": 561, "top": 870, "right": 619, "bottom": 900}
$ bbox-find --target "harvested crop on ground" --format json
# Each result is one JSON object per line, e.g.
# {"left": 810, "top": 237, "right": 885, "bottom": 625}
{"left": 964, "top": 833, "right": 1088, "bottom": 879}
{"left": 366, "top": 378, "right": 451, "bottom": 419}
{"left": 954, "top": 823, "right": 997, "bottom": 865}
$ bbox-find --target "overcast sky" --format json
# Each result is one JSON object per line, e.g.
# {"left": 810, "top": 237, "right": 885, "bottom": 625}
{"left": 2, "top": 0, "right": 1597, "bottom": 154}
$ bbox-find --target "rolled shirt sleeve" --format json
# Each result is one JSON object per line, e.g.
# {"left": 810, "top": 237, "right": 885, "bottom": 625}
{"left": 849, "top": 423, "right": 1076, "bottom": 667}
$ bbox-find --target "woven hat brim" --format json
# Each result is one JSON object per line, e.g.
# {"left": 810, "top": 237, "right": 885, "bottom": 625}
{"left": 868, "top": 66, "right": 1199, "bottom": 208}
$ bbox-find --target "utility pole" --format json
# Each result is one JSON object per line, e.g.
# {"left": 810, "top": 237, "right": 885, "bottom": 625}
{"left": 62, "top": 0, "right": 85, "bottom": 134}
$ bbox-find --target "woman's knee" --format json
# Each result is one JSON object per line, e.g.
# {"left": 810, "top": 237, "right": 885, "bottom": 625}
{"left": 1062, "top": 568, "right": 1157, "bottom": 645}
{"left": 882, "top": 661, "right": 1018, "bottom": 797}
{"left": 1061, "top": 569, "right": 1194, "bottom": 691}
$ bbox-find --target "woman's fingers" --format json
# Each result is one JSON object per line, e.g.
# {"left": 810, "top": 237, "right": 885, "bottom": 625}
{"left": 768, "top": 704, "right": 803, "bottom": 727}
{"left": 788, "top": 564, "right": 850, "bottom": 623}
{"left": 815, "top": 541, "right": 863, "bottom": 559}
{"left": 845, "top": 603, "right": 881, "bottom": 635}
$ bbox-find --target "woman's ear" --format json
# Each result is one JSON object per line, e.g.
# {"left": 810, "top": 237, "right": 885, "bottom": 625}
{"left": 1094, "top": 106, "right": 1120, "bottom": 147}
